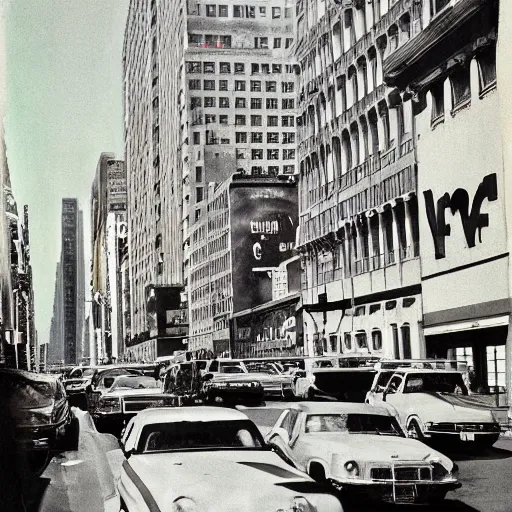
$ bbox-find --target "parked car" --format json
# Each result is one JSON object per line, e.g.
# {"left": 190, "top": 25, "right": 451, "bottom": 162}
{"left": 292, "top": 356, "right": 377, "bottom": 402}
{"left": 241, "top": 360, "right": 295, "bottom": 399}
{"left": 63, "top": 365, "right": 96, "bottom": 409}
{"left": 0, "top": 368, "right": 79, "bottom": 476}
{"left": 366, "top": 368, "right": 501, "bottom": 448}
{"left": 92, "top": 374, "right": 176, "bottom": 436}
{"left": 265, "top": 402, "right": 461, "bottom": 505}
{"left": 117, "top": 406, "right": 343, "bottom": 512}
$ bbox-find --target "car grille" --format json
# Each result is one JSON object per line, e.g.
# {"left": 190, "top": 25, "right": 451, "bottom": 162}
{"left": 428, "top": 422, "right": 500, "bottom": 433}
{"left": 371, "top": 466, "right": 432, "bottom": 482}
{"left": 122, "top": 397, "right": 171, "bottom": 413}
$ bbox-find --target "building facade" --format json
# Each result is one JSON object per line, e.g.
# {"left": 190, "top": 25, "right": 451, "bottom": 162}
{"left": 383, "top": 0, "right": 504, "bottom": 397}
{"left": 295, "top": 0, "right": 422, "bottom": 359}
{"left": 90, "top": 153, "right": 128, "bottom": 364}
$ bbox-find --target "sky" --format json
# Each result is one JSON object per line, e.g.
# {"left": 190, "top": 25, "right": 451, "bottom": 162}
{"left": 5, "top": 0, "right": 129, "bottom": 345}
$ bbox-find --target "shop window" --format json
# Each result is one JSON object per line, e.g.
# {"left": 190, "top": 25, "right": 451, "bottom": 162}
{"left": 344, "top": 333, "right": 352, "bottom": 351}
{"left": 450, "top": 65, "right": 471, "bottom": 111}
{"left": 355, "top": 331, "right": 368, "bottom": 350}
{"left": 477, "top": 44, "right": 497, "bottom": 94}
{"left": 372, "top": 330, "right": 382, "bottom": 350}
{"left": 401, "top": 324, "right": 412, "bottom": 359}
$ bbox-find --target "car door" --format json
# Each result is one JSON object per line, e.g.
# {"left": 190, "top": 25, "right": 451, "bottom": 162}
{"left": 382, "top": 373, "right": 407, "bottom": 426}
{"left": 267, "top": 409, "right": 299, "bottom": 463}
{"left": 367, "top": 370, "right": 395, "bottom": 405}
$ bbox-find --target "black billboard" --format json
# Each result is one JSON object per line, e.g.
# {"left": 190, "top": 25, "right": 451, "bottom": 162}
{"left": 145, "top": 285, "right": 188, "bottom": 339}
{"left": 230, "top": 183, "right": 298, "bottom": 313}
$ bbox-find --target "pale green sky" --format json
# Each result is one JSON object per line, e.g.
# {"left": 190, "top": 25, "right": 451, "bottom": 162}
{"left": 5, "top": 0, "right": 129, "bottom": 345}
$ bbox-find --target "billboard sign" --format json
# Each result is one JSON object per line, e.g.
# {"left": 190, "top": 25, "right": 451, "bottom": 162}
{"left": 230, "top": 184, "right": 298, "bottom": 312}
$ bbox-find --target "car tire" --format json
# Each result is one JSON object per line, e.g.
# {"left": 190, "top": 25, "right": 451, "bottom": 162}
{"left": 55, "top": 415, "right": 80, "bottom": 452}
{"left": 407, "top": 419, "right": 425, "bottom": 441}
{"left": 26, "top": 449, "right": 51, "bottom": 477}
{"left": 309, "top": 462, "right": 326, "bottom": 483}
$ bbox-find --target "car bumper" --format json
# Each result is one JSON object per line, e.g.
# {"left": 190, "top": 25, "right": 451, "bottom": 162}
{"left": 92, "top": 412, "right": 133, "bottom": 435}
{"left": 262, "top": 385, "right": 294, "bottom": 398}
{"left": 336, "top": 480, "right": 461, "bottom": 504}
{"left": 207, "top": 386, "right": 264, "bottom": 403}
{"left": 425, "top": 430, "right": 500, "bottom": 444}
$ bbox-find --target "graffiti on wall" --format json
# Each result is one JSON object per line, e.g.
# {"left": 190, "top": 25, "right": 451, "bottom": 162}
{"left": 423, "top": 173, "right": 498, "bottom": 259}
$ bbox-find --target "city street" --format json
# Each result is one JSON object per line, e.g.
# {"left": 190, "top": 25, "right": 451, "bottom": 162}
{"left": 240, "top": 403, "right": 512, "bottom": 512}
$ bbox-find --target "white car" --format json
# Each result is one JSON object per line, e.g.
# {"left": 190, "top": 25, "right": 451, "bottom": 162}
{"left": 265, "top": 402, "right": 461, "bottom": 505}
{"left": 366, "top": 369, "right": 501, "bottom": 448}
{"left": 117, "top": 406, "right": 343, "bottom": 512}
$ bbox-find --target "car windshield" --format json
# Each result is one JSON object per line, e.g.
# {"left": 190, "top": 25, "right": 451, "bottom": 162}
{"left": 0, "top": 374, "right": 55, "bottom": 408}
{"left": 138, "top": 419, "right": 265, "bottom": 453}
{"left": 403, "top": 372, "right": 468, "bottom": 395}
{"left": 111, "top": 376, "right": 159, "bottom": 390}
{"left": 219, "top": 364, "right": 246, "bottom": 374}
{"left": 245, "top": 362, "right": 280, "bottom": 375}
{"left": 305, "top": 414, "right": 404, "bottom": 437}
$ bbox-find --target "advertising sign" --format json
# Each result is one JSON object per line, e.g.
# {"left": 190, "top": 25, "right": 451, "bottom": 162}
{"left": 230, "top": 184, "right": 298, "bottom": 312}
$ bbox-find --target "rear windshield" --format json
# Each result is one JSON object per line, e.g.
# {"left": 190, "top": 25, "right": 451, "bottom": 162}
{"left": 137, "top": 419, "right": 264, "bottom": 453}
{"left": 305, "top": 414, "right": 404, "bottom": 437}
{"left": 245, "top": 362, "right": 280, "bottom": 375}
{"left": 0, "top": 374, "right": 55, "bottom": 408}
{"left": 111, "top": 376, "right": 159, "bottom": 390}
{"left": 403, "top": 372, "right": 468, "bottom": 395}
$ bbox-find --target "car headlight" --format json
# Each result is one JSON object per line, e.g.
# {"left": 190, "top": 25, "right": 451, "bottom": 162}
{"left": 289, "top": 496, "right": 313, "bottom": 512}
{"left": 172, "top": 497, "right": 199, "bottom": 512}
{"left": 424, "top": 422, "right": 433, "bottom": 430}
{"left": 344, "top": 460, "right": 360, "bottom": 478}
{"left": 432, "top": 462, "right": 449, "bottom": 481}
{"left": 97, "top": 398, "right": 121, "bottom": 413}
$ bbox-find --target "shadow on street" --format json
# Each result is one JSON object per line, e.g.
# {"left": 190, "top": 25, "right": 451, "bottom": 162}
{"left": 342, "top": 498, "right": 480, "bottom": 512}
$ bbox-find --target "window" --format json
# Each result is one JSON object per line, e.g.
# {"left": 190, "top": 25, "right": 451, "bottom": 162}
{"left": 262, "top": 64, "right": 270, "bottom": 74}
{"left": 450, "top": 66, "right": 471, "bottom": 109}
{"left": 196, "top": 187, "right": 204, "bottom": 202}
{"left": 246, "top": 5, "right": 255, "bottom": 17}
{"left": 401, "top": 324, "right": 412, "bottom": 359}
{"left": 251, "top": 63, "right": 260, "bottom": 74}
{"left": 251, "top": 98, "right": 262, "bottom": 109}
{"left": 282, "top": 82, "right": 294, "bottom": 93}
{"left": 266, "top": 98, "right": 278, "bottom": 109}
{"left": 268, "top": 166, "right": 279, "bottom": 175}
{"left": 282, "top": 115, "right": 295, "bottom": 127}
{"left": 252, "top": 166, "right": 264, "bottom": 175}
{"left": 205, "top": 114, "right": 216, "bottom": 124}
{"left": 251, "top": 115, "right": 262, "bottom": 126}
{"left": 195, "top": 166, "right": 203, "bottom": 182}
{"left": 285, "top": 7, "right": 292, "bottom": 18}
{"left": 386, "top": 375, "right": 403, "bottom": 394}
{"left": 236, "top": 132, "right": 247, "bottom": 143}
{"left": 233, "top": 5, "right": 243, "bottom": 17}
{"left": 272, "top": 64, "right": 282, "bottom": 74}
{"left": 283, "top": 165, "right": 295, "bottom": 174}
{"left": 259, "top": 6, "right": 266, "bottom": 16}
{"left": 267, "top": 116, "right": 278, "bottom": 126}
{"left": 220, "top": 62, "right": 231, "bottom": 74}
{"left": 219, "top": 115, "right": 228, "bottom": 125}
{"left": 355, "top": 331, "right": 368, "bottom": 349}
{"left": 283, "top": 149, "right": 295, "bottom": 159}
{"left": 203, "top": 80, "right": 215, "bottom": 90}
{"left": 221, "top": 138, "right": 230, "bottom": 144}
{"left": 219, "top": 97, "right": 230, "bottom": 108}
{"left": 344, "top": 333, "right": 352, "bottom": 351}
{"left": 186, "top": 61, "right": 201, "bottom": 73}
{"left": 234, "top": 62, "right": 245, "bottom": 74}
{"left": 272, "top": 7, "right": 281, "bottom": 18}
{"left": 255, "top": 37, "right": 269, "bottom": 49}
{"left": 235, "top": 80, "right": 246, "bottom": 91}
{"left": 431, "top": 81, "right": 444, "bottom": 123}
{"left": 266, "top": 81, "right": 277, "bottom": 92}
{"left": 204, "top": 97, "right": 216, "bottom": 108}
{"left": 235, "top": 98, "right": 246, "bottom": 109}
{"left": 372, "top": 330, "right": 382, "bottom": 350}
{"left": 189, "top": 79, "right": 201, "bottom": 90}
{"left": 190, "top": 97, "right": 202, "bottom": 109}
{"left": 282, "top": 132, "right": 295, "bottom": 144}
{"left": 391, "top": 324, "right": 400, "bottom": 358}
{"left": 285, "top": 38, "right": 294, "bottom": 48}
{"left": 236, "top": 149, "right": 246, "bottom": 160}
{"left": 282, "top": 98, "right": 295, "bottom": 109}
{"left": 251, "top": 132, "right": 263, "bottom": 143}
{"left": 206, "top": 5, "right": 216, "bottom": 17}
{"left": 193, "top": 132, "right": 200, "bottom": 144}
{"left": 203, "top": 62, "right": 215, "bottom": 73}
{"left": 267, "top": 132, "right": 279, "bottom": 143}
{"left": 478, "top": 44, "right": 497, "bottom": 93}
{"left": 219, "top": 5, "right": 228, "bottom": 17}
{"left": 431, "top": 0, "right": 450, "bottom": 16}
{"left": 219, "top": 80, "right": 228, "bottom": 91}
{"left": 252, "top": 149, "right": 263, "bottom": 159}
{"left": 235, "top": 114, "right": 246, "bottom": 125}
{"left": 251, "top": 80, "right": 262, "bottom": 92}
{"left": 267, "top": 149, "right": 279, "bottom": 160}
{"left": 274, "top": 38, "right": 281, "bottom": 49}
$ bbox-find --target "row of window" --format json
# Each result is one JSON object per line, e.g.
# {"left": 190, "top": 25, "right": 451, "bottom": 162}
{"left": 191, "top": 97, "right": 295, "bottom": 110}
{"left": 188, "top": 34, "right": 294, "bottom": 51}
{"left": 186, "top": 61, "right": 294, "bottom": 75}
{"left": 234, "top": 131, "right": 295, "bottom": 144}
{"left": 203, "top": 4, "right": 292, "bottom": 19}
{"left": 238, "top": 148, "right": 295, "bottom": 159}
{"left": 189, "top": 79, "right": 294, "bottom": 93}
{"left": 244, "top": 165, "right": 296, "bottom": 176}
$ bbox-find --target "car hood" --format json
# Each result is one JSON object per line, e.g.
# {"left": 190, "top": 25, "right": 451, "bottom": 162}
{"left": 103, "top": 388, "right": 165, "bottom": 398}
{"left": 399, "top": 393, "right": 496, "bottom": 422}
{"left": 128, "top": 450, "right": 341, "bottom": 512}
{"left": 301, "top": 433, "right": 452, "bottom": 467}
{"left": 65, "top": 378, "right": 90, "bottom": 386}
{"left": 212, "top": 373, "right": 266, "bottom": 383}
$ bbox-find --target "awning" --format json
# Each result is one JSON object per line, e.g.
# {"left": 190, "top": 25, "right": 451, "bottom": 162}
{"left": 423, "top": 315, "right": 509, "bottom": 336}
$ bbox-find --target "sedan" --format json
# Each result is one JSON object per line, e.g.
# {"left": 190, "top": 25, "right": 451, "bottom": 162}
{"left": 265, "top": 402, "right": 461, "bottom": 505}
{"left": 117, "top": 406, "right": 343, "bottom": 512}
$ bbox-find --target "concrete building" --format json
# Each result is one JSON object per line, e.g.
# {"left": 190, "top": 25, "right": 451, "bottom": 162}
{"left": 295, "top": 0, "right": 421, "bottom": 358}
{"left": 383, "top": 0, "right": 504, "bottom": 398}
{"left": 48, "top": 199, "right": 85, "bottom": 365}
{"left": 90, "top": 153, "right": 127, "bottom": 364}
{"left": 123, "top": 0, "right": 297, "bottom": 354}
{"left": 189, "top": 175, "right": 298, "bottom": 356}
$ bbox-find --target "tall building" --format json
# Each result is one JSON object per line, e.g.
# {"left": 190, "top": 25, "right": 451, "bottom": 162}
{"left": 48, "top": 199, "right": 85, "bottom": 365}
{"left": 90, "top": 153, "right": 127, "bottom": 363}
{"left": 295, "top": 0, "right": 421, "bottom": 358}
{"left": 124, "top": 0, "right": 297, "bottom": 357}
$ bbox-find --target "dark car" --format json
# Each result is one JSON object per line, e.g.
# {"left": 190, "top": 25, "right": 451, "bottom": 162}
{"left": 0, "top": 368, "right": 79, "bottom": 476}
{"left": 63, "top": 365, "right": 96, "bottom": 409}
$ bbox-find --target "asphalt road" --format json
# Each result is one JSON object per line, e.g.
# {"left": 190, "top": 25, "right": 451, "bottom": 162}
{"left": 239, "top": 402, "right": 512, "bottom": 512}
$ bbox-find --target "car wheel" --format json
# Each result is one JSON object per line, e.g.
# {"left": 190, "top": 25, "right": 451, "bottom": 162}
{"left": 26, "top": 449, "right": 52, "bottom": 477}
{"left": 407, "top": 419, "right": 424, "bottom": 441}
{"left": 309, "top": 462, "right": 326, "bottom": 483}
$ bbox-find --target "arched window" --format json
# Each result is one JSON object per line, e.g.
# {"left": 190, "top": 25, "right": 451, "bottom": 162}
{"left": 344, "top": 332, "right": 352, "bottom": 351}
{"left": 372, "top": 329, "right": 383, "bottom": 350}
{"left": 401, "top": 323, "right": 412, "bottom": 359}
{"left": 355, "top": 331, "right": 368, "bottom": 350}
